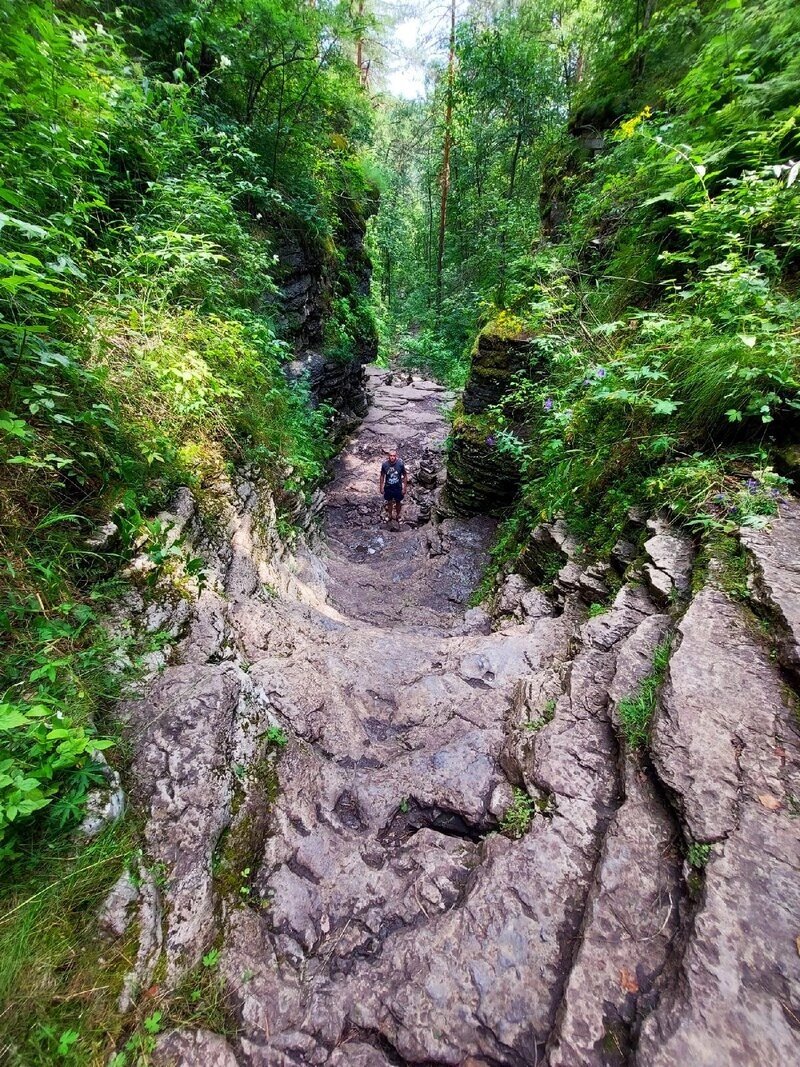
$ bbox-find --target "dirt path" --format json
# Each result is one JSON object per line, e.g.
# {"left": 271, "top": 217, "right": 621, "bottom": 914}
{"left": 322, "top": 367, "right": 495, "bottom": 628}
{"left": 118, "top": 369, "right": 800, "bottom": 1067}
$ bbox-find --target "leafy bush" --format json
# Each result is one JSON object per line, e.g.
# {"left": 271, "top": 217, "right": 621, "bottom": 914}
{"left": 0, "top": 618, "right": 115, "bottom": 859}
{"left": 0, "top": 0, "right": 373, "bottom": 861}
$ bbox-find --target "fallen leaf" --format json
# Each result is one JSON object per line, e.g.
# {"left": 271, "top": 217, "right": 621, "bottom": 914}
{"left": 796, "top": 936, "right": 800, "bottom": 958}
{"left": 619, "top": 966, "right": 639, "bottom": 994}
{"left": 758, "top": 793, "right": 781, "bottom": 811}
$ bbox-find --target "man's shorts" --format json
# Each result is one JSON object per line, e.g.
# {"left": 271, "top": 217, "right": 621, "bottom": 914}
{"left": 383, "top": 485, "right": 403, "bottom": 502}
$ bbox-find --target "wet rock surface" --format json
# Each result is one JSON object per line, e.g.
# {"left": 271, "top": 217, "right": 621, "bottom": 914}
{"left": 107, "top": 371, "right": 800, "bottom": 1065}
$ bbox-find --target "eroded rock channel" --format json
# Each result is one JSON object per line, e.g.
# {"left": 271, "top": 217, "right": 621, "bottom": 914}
{"left": 106, "top": 369, "right": 800, "bottom": 1066}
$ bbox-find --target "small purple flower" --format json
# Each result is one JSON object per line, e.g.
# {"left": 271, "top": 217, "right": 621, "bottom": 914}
{"left": 596, "top": 367, "right": 607, "bottom": 379}
{"left": 714, "top": 492, "right": 727, "bottom": 502}
{"left": 583, "top": 378, "right": 591, "bottom": 386}
{"left": 486, "top": 435, "right": 496, "bottom": 447}
{"left": 746, "top": 477, "right": 759, "bottom": 492}
{"left": 771, "top": 488, "right": 780, "bottom": 497}
{"left": 544, "top": 398, "right": 554, "bottom": 412}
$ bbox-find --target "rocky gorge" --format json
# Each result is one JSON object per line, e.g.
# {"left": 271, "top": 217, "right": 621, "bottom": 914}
{"left": 92, "top": 363, "right": 800, "bottom": 1066}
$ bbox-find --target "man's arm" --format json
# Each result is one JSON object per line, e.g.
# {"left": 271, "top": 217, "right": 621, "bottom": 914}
{"left": 379, "top": 466, "right": 385, "bottom": 494}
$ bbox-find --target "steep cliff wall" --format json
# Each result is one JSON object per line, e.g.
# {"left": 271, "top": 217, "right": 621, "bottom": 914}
{"left": 279, "top": 191, "right": 378, "bottom": 443}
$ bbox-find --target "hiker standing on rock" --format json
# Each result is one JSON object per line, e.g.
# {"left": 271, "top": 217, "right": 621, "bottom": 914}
{"left": 379, "top": 447, "right": 407, "bottom": 524}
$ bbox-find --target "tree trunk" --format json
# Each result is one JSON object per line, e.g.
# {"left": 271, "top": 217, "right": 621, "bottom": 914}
{"left": 354, "top": 0, "right": 369, "bottom": 86}
{"left": 508, "top": 126, "right": 523, "bottom": 201}
{"left": 436, "top": 0, "right": 456, "bottom": 314}
{"left": 426, "top": 159, "right": 435, "bottom": 306}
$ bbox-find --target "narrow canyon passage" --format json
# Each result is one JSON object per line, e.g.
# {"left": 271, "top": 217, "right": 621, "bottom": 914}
{"left": 119, "top": 368, "right": 800, "bottom": 1067}
{"left": 6, "top": 5, "right": 800, "bottom": 1063}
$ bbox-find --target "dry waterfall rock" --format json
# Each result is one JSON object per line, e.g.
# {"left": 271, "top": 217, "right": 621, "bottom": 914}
{"left": 104, "top": 372, "right": 800, "bottom": 1065}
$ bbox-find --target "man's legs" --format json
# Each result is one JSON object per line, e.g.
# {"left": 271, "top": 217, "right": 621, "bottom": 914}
{"left": 385, "top": 491, "right": 402, "bottom": 523}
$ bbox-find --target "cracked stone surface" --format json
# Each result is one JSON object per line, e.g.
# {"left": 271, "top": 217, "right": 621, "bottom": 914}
{"left": 152, "top": 1029, "right": 240, "bottom": 1067}
{"left": 106, "top": 369, "right": 800, "bottom": 1065}
{"left": 640, "top": 583, "right": 800, "bottom": 1067}
{"left": 643, "top": 515, "right": 695, "bottom": 604}
{"left": 740, "top": 497, "right": 800, "bottom": 678}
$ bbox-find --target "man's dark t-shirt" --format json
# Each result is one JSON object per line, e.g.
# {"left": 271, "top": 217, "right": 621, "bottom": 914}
{"left": 381, "top": 458, "right": 405, "bottom": 499}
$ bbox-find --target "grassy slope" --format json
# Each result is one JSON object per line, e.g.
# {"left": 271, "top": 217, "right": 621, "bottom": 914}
{"left": 0, "top": 4, "right": 374, "bottom": 1059}
{"left": 481, "top": 0, "right": 800, "bottom": 569}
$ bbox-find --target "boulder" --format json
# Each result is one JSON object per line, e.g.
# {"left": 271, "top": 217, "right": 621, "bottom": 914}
{"left": 461, "top": 320, "right": 534, "bottom": 414}
{"left": 151, "top": 1029, "right": 239, "bottom": 1067}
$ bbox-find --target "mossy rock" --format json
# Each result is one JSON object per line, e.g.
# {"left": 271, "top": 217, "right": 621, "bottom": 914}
{"left": 462, "top": 319, "right": 544, "bottom": 415}
{"left": 446, "top": 432, "right": 520, "bottom": 516}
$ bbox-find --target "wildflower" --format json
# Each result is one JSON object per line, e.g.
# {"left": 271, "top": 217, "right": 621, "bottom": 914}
{"left": 595, "top": 367, "right": 607, "bottom": 379}
{"left": 713, "top": 492, "right": 727, "bottom": 502}
{"left": 746, "top": 477, "right": 759, "bottom": 492}
{"left": 219, "top": 54, "right": 232, "bottom": 69}
{"left": 544, "top": 398, "right": 554, "bottom": 412}
{"left": 486, "top": 435, "right": 496, "bottom": 447}
{"left": 70, "top": 29, "right": 88, "bottom": 50}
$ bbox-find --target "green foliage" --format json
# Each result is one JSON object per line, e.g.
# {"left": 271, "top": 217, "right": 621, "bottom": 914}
{"left": 500, "top": 788, "right": 537, "bottom": 839}
{"left": 0, "top": 827, "right": 136, "bottom": 1064}
{"left": 523, "top": 698, "right": 557, "bottom": 733}
{"left": 265, "top": 725, "right": 288, "bottom": 748}
{"left": 396, "top": 0, "right": 800, "bottom": 547}
{"left": 645, "top": 458, "right": 790, "bottom": 533}
{"left": 617, "top": 640, "right": 672, "bottom": 749}
{"left": 0, "top": 591, "right": 124, "bottom": 864}
{"left": 395, "top": 328, "right": 470, "bottom": 389}
{"left": 370, "top": 2, "right": 567, "bottom": 378}
{"left": 698, "top": 534, "right": 750, "bottom": 601}
{"left": 687, "top": 841, "right": 712, "bottom": 868}
{"left": 0, "top": 0, "right": 374, "bottom": 860}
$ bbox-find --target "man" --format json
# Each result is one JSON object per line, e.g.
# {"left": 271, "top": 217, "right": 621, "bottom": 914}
{"left": 379, "top": 447, "right": 408, "bottom": 524}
